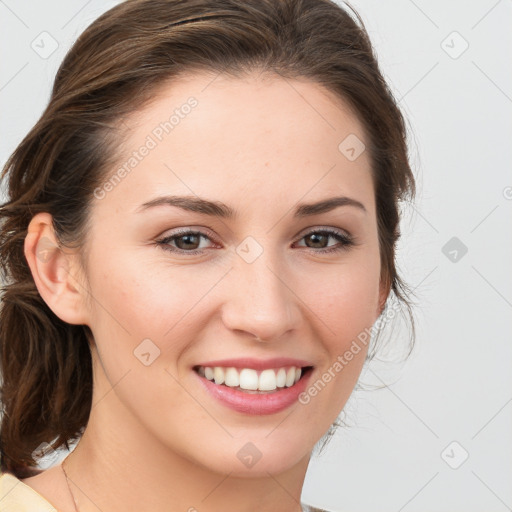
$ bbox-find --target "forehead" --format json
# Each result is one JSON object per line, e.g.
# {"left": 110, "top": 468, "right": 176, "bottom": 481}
{"left": 94, "top": 70, "right": 375, "bottom": 219}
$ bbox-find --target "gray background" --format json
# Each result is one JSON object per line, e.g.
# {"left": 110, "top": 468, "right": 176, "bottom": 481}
{"left": 1, "top": 1, "right": 511, "bottom": 511}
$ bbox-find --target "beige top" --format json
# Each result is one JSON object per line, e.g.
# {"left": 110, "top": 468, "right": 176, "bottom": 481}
{"left": 0, "top": 471, "right": 328, "bottom": 512}
{"left": 0, "top": 472, "right": 58, "bottom": 511}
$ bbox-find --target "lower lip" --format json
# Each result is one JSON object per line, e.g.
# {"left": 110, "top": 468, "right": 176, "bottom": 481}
{"left": 195, "top": 369, "right": 313, "bottom": 415}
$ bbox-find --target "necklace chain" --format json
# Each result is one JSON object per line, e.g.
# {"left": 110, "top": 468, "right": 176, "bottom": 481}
{"left": 61, "top": 458, "right": 80, "bottom": 512}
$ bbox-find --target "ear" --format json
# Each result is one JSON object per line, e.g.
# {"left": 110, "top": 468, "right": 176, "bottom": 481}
{"left": 24, "top": 212, "right": 90, "bottom": 325}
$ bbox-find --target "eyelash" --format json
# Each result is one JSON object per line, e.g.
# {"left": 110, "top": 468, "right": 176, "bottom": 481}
{"left": 155, "top": 227, "right": 355, "bottom": 256}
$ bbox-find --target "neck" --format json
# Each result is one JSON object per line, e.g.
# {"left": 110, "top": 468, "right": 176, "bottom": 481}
{"left": 63, "top": 355, "right": 311, "bottom": 512}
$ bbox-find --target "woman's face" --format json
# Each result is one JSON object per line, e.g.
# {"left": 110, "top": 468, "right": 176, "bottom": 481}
{"left": 77, "top": 71, "right": 386, "bottom": 476}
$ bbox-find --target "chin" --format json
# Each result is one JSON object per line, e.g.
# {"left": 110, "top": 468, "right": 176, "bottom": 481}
{"left": 192, "top": 429, "right": 316, "bottom": 477}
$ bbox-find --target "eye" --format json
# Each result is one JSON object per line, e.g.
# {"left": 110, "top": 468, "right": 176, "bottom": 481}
{"left": 293, "top": 228, "right": 355, "bottom": 254}
{"left": 156, "top": 229, "right": 217, "bottom": 255}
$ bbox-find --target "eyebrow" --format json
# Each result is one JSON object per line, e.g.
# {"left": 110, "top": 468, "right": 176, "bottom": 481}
{"left": 135, "top": 194, "right": 367, "bottom": 217}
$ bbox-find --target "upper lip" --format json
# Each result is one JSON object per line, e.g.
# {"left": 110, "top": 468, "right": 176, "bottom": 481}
{"left": 194, "top": 357, "right": 314, "bottom": 371}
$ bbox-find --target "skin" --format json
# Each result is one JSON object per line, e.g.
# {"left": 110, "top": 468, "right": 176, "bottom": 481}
{"left": 22, "top": 70, "right": 388, "bottom": 512}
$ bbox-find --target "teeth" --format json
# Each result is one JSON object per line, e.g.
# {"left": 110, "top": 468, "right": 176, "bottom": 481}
{"left": 197, "top": 365, "right": 305, "bottom": 391}
{"left": 213, "top": 367, "right": 225, "bottom": 385}
{"left": 240, "top": 369, "right": 259, "bottom": 390}
{"left": 285, "top": 367, "right": 295, "bottom": 387}
{"left": 276, "top": 368, "right": 286, "bottom": 388}
{"left": 224, "top": 367, "right": 240, "bottom": 387}
{"left": 258, "top": 369, "right": 276, "bottom": 391}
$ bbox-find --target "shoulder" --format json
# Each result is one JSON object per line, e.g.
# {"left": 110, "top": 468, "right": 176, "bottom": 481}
{"left": 0, "top": 471, "right": 58, "bottom": 511}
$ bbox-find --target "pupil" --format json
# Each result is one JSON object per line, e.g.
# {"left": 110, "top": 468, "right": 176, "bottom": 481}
{"left": 178, "top": 234, "right": 198, "bottom": 249}
{"left": 308, "top": 233, "right": 326, "bottom": 248}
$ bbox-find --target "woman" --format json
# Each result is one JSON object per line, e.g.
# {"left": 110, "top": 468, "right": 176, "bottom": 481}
{"left": 0, "top": 0, "right": 415, "bottom": 510}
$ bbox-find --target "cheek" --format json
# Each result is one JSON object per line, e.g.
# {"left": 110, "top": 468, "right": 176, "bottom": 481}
{"left": 85, "top": 248, "right": 225, "bottom": 359}
{"left": 301, "top": 253, "right": 381, "bottom": 343}
{"left": 295, "top": 259, "right": 379, "bottom": 420}
{"left": 84, "top": 250, "right": 208, "bottom": 415}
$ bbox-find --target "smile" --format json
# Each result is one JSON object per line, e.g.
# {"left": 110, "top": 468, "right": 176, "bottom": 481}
{"left": 194, "top": 365, "right": 312, "bottom": 393}
{"left": 192, "top": 359, "right": 314, "bottom": 415}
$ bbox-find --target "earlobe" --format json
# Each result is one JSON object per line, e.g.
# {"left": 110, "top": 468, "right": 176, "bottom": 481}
{"left": 24, "top": 212, "right": 89, "bottom": 325}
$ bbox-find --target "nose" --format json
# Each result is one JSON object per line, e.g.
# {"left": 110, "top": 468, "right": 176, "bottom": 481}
{"left": 220, "top": 247, "right": 301, "bottom": 343}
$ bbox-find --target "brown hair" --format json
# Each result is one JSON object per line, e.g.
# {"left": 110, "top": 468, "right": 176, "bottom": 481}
{"left": 0, "top": 0, "right": 416, "bottom": 477}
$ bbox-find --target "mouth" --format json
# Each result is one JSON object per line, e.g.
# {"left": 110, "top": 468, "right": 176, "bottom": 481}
{"left": 192, "top": 364, "right": 314, "bottom": 394}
